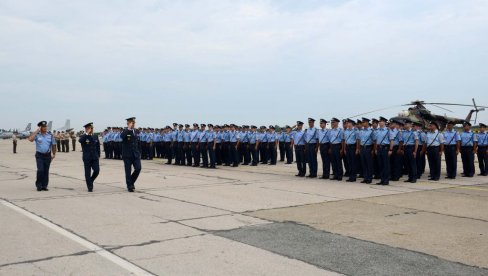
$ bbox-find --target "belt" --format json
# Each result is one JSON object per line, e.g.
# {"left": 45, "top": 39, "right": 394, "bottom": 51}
{"left": 461, "top": 145, "right": 473, "bottom": 148}
{"left": 378, "top": 144, "right": 389, "bottom": 148}
{"left": 445, "top": 144, "right": 457, "bottom": 147}
{"left": 36, "top": 152, "right": 51, "bottom": 157}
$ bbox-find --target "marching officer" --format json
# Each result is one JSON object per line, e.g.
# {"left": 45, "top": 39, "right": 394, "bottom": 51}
{"left": 28, "top": 121, "right": 57, "bottom": 191}
{"left": 120, "top": 117, "right": 142, "bottom": 192}
{"left": 443, "top": 121, "right": 461, "bottom": 179}
{"left": 79, "top": 122, "right": 100, "bottom": 192}
{"left": 422, "top": 121, "right": 444, "bottom": 181}
{"left": 291, "top": 121, "right": 306, "bottom": 177}
{"left": 460, "top": 121, "right": 477, "bottom": 177}
{"left": 477, "top": 123, "right": 487, "bottom": 176}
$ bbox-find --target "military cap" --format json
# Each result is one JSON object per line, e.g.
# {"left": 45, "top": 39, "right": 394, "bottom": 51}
{"left": 208, "top": 124, "right": 213, "bottom": 128}
{"left": 362, "top": 117, "right": 370, "bottom": 122}
{"left": 308, "top": 118, "right": 315, "bottom": 122}
{"left": 320, "top": 119, "right": 328, "bottom": 123}
{"left": 251, "top": 125, "right": 257, "bottom": 129}
{"left": 413, "top": 121, "right": 423, "bottom": 127}
{"left": 430, "top": 121, "right": 439, "bottom": 128}
{"left": 371, "top": 118, "right": 379, "bottom": 123}
{"left": 396, "top": 119, "right": 405, "bottom": 126}
{"left": 37, "top": 121, "right": 47, "bottom": 127}
{"left": 223, "top": 124, "right": 229, "bottom": 127}
{"left": 185, "top": 124, "right": 190, "bottom": 127}
{"left": 403, "top": 119, "right": 412, "bottom": 124}
{"left": 193, "top": 123, "right": 198, "bottom": 127}
{"left": 243, "top": 125, "right": 249, "bottom": 128}
{"left": 173, "top": 123, "right": 178, "bottom": 126}
{"left": 463, "top": 121, "right": 472, "bottom": 126}
{"left": 260, "top": 125, "right": 266, "bottom": 129}
{"left": 356, "top": 119, "right": 362, "bottom": 125}
{"left": 200, "top": 124, "right": 206, "bottom": 127}
{"left": 297, "top": 121, "right": 304, "bottom": 126}
{"left": 346, "top": 118, "right": 355, "bottom": 124}
{"left": 331, "top": 118, "right": 340, "bottom": 123}
{"left": 83, "top": 122, "right": 93, "bottom": 128}
{"left": 285, "top": 125, "right": 291, "bottom": 129}
{"left": 126, "top": 117, "right": 136, "bottom": 122}
{"left": 379, "top": 116, "right": 388, "bottom": 122}
{"left": 269, "top": 125, "right": 275, "bottom": 130}
{"left": 479, "top": 123, "right": 486, "bottom": 128}
{"left": 178, "top": 124, "right": 183, "bottom": 127}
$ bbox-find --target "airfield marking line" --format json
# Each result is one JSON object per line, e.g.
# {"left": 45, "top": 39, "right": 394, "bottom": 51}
{"left": 0, "top": 199, "right": 155, "bottom": 276}
{"left": 451, "top": 186, "right": 488, "bottom": 191}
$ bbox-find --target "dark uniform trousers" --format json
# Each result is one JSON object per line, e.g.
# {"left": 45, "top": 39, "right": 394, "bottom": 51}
{"left": 108, "top": 141, "right": 113, "bottom": 158}
{"left": 360, "top": 145, "right": 373, "bottom": 182}
{"left": 184, "top": 142, "right": 192, "bottom": 165}
{"left": 215, "top": 143, "right": 222, "bottom": 165}
{"left": 166, "top": 142, "right": 174, "bottom": 164}
{"left": 295, "top": 145, "right": 306, "bottom": 176}
{"left": 389, "top": 146, "right": 402, "bottom": 180}
{"left": 230, "top": 142, "right": 239, "bottom": 166}
{"left": 330, "top": 144, "right": 343, "bottom": 180}
{"left": 319, "top": 143, "right": 331, "bottom": 178}
{"left": 444, "top": 145, "right": 457, "bottom": 178}
{"left": 306, "top": 143, "right": 318, "bottom": 176}
{"left": 285, "top": 142, "right": 293, "bottom": 163}
{"left": 279, "top": 142, "right": 285, "bottom": 161}
{"left": 83, "top": 158, "right": 99, "bottom": 190}
{"left": 373, "top": 152, "right": 380, "bottom": 179}
{"left": 345, "top": 144, "right": 356, "bottom": 181}
{"left": 403, "top": 145, "right": 417, "bottom": 182}
{"left": 192, "top": 142, "right": 200, "bottom": 166}
{"left": 176, "top": 142, "right": 184, "bottom": 165}
{"left": 208, "top": 142, "right": 216, "bottom": 168}
{"left": 461, "top": 146, "right": 475, "bottom": 177}
{"left": 123, "top": 157, "right": 141, "bottom": 189}
{"left": 223, "top": 142, "right": 230, "bottom": 165}
{"left": 477, "top": 146, "right": 487, "bottom": 175}
{"left": 416, "top": 147, "right": 426, "bottom": 178}
{"left": 427, "top": 146, "right": 441, "bottom": 180}
{"left": 377, "top": 145, "right": 390, "bottom": 184}
{"left": 250, "top": 143, "right": 258, "bottom": 165}
{"left": 35, "top": 152, "right": 52, "bottom": 190}
{"left": 260, "top": 143, "right": 268, "bottom": 164}
{"left": 13, "top": 140, "right": 17, "bottom": 153}
{"left": 57, "top": 140, "right": 61, "bottom": 152}
{"left": 268, "top": 142, "right": 277, "bottom": 165}
{"left": 200, "top": 142, "right": 209, "bottom": 167}
{"left": 242, "top": 142, "right": 250, "bottom": 165}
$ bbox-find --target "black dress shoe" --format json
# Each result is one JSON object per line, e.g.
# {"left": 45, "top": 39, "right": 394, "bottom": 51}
{"left": 37, "top": 188, "right": 42, "bottom": 191}
{"left": 336, "top": 178, "right": 343, "bottom": 181}
{"left": 376, "top": 182, "right": 384, "bottom": 185}
{"left": 321, "top": 176, "right": 329, "bottom": 179}
{"left": 365, "top": 180, "right": 372, "bottom": 184}
{"left": 404, "top": 180, "right": 412, "bottom": 183}
{"left": 307, "top": 175, "right": 317, "bottom": 178}
{"left": 88, "top": 189, "right": 93, "bottom": 192}
{"left": 42, "top": 188, "right": 49, "bottom": 191}
{"left": 360, "top": 180, "right": 367, "bottom": 183}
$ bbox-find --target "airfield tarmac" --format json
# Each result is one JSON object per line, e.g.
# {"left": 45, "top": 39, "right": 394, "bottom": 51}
{"left": 0, "top": 140, "right": 487, "bottom": 276}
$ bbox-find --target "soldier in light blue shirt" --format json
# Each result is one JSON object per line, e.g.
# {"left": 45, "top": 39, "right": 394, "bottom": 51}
{"left": 259, "top": 126, "right": 269, "bottom": 164}
{"left": 477, "top": 123, "right": 487, "bottom": 176}
{"left": 28, "top": 121, "right": 57, "bottom": 191}
{"left": 291, "top": 121, "right": 306, "bottom": 177}
{"left": 443, "top": 121, "right": 461, "bottom": 178}
{"left": 328, "top": 118, "right": 344, "bottom": 181}
{"left": 460, "top": 121, "right": 477, "bottom": 177}
{"left": 283, "top": 125, "right": 293, "bottom": 164}
{"left": 343, "top": 119, "right": 359, "bottom": 182}
{"left": 389, "top": 120, "right": 403, "bottom": 181}
{"left": 249, "top": 125, "right": 259, "bottom": 166}
{"left": 240, "top": 125, "right": 251, "bottom": 165}
{"left": 400, "top": 119, "right": 419, "bottom": 183}
{"left": 207, "top": 124, "right": 217, "bottom": 168}
{"left": 174, "top": 125, "right": 184, "bottom": 165}
{"left": 267, "top": 126, "right": 278, "bottom": 165}
{"left": 304, "top": 118, "right": 319, "bottom": 178}
{"left": 318, "top": 119, "right": 330, "bottom": 179}
{"left": 358, "top": 118, "right": 374, "bottom": 183}
{"left": 373, "top": 117, "right": 390, "bottom": 185}
{"left": 214, "top": 125, "right": 223, "bottom": 165}
{"left": 228, "top": 124, "right": 240, "bottom": 167}
{"left": 199, "top": 124, "right": 209, "bottom": 168}
{"left": 190, "top": 124, "right": 200, "bottom": 167}
{"left": 422, "top": 121, "right": 444, "bottom": 181}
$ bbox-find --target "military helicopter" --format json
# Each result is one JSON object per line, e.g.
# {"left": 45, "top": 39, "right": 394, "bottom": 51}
{"left": 350, "top": 98, "right": 487, "bottom": 130}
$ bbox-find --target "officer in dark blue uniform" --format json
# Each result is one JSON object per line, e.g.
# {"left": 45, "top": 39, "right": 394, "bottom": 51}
{"left": 121, "top": 117, "right": 141, "bottom": 192}
{"left": 79, "top": 122, "right": 100, "bottom": 192}
{"left": 28, "top": 121, "right": 57, "bottom": 191}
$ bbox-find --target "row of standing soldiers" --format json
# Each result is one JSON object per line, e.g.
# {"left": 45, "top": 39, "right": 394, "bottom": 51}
{"left": 53, "top": 131, "right": 77, "bottom": 152}
{"left": 100, "top": 119, "right": 487, "bottom": 185}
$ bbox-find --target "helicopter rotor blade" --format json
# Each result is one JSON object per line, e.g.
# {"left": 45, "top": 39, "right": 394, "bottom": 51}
{"left": 424, "top": 102, "right": 488, "bottom": 108}
{"left": 347, "top": 105, "right": 404, "bottom": 118}
{"left": 475, "top": 110, "right": 478, "bottom": 125}
{"left": 472, "top": 98, "right": 478, "bottom": 111}
{"left": 430, "top": 104, "right": 453, "bottom": 113}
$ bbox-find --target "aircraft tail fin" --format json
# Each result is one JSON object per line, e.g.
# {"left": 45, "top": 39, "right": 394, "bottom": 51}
{"left": 25, "top": 123, "right": 31, "bottom": 131}
{"left": 47, "top": 121, "right": 52, "bottom": 131}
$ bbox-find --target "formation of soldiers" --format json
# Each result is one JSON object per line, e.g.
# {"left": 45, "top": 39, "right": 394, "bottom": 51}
{"left": 53, "top": 131, "right": 78, "bottom": 152}
{"left": 100, "top": 118, "right": 487, "bottom": 186}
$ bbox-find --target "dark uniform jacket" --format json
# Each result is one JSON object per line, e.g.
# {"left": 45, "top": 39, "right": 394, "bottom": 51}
{"left": 79, "top": 134, "right": 101, "bottom": 160}
{"left": 121, "top": 128, "right": 141, "bottom": 159}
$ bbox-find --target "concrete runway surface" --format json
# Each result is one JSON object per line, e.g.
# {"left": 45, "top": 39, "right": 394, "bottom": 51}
{"left": 1, "top": 140, "right": 487, "bottom": 276}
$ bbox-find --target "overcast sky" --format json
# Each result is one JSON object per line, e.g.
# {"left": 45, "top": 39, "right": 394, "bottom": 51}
{"left": 1, "top": 0, "right": 487, "bottom": 131}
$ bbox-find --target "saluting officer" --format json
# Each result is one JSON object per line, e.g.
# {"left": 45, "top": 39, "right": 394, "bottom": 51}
{"left": 400, "top": 119, "right": 419, "bottom": 183}
{"left": 443, "top": 121, "right": 461, "bottom": 179}
{"left": 291, "top": 121, "right": 306, "bottom": 177}
{"left": 79, "top": 122, "right": 100, "bottom": 192}
{"left": 460, "top": 121, "right": 477, "bottom": 177}
{"left": 28, "top": 121, "right": 57, "bottom": 191}
{"left": 477, "top": 123, "right": 487, "bottom": 176}
{"left": 359, "top": 118, "right": 374, "bottom": 184}
{"left": 422, "top": 121, "right": 444, "bottom": 181}
{"left": 120, "top": 117, "right": 142, "bottom": 192}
